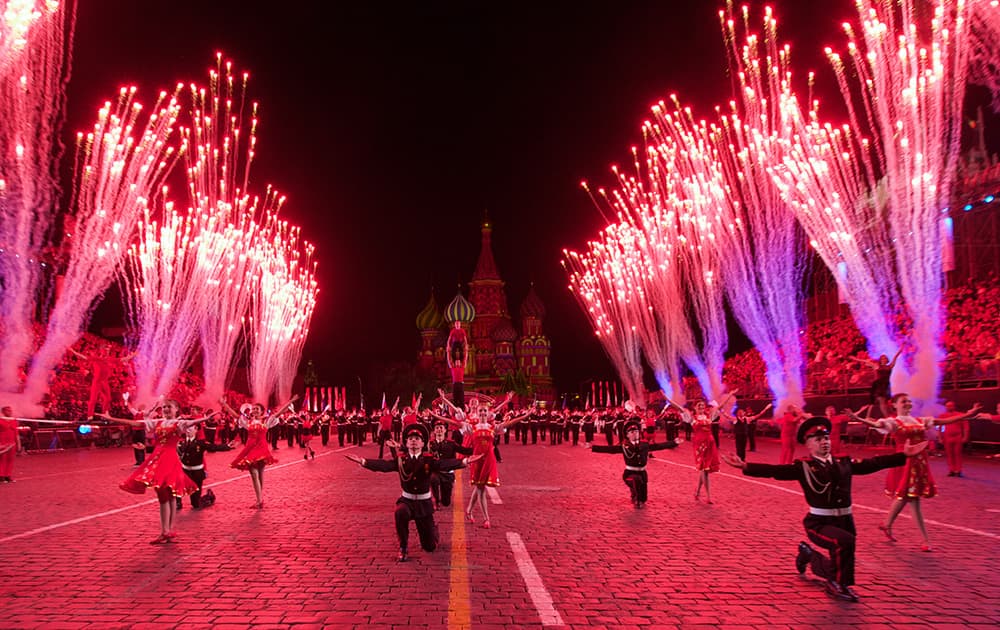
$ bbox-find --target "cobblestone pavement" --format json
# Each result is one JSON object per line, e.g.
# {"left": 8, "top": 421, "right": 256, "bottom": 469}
{"left": 1, "top": 433, "right": 997, "bottom": 629}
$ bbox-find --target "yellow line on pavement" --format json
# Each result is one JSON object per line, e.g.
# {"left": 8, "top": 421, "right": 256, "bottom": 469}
{"left": 449, "top": 469, "right": 471, "bottom": 630}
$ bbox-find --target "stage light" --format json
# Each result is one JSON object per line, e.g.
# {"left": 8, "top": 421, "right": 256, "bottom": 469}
{"left": 78, "top": 425, "right": 93, "bottom": 434}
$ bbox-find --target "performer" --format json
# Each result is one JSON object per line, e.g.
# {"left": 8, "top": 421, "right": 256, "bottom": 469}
{"left": 300, "top": 413, "right": 316, "bottom": 460}
{"left": 850, "top": 393, "right": 980, "bottom": 550}
{"left": 221, "top": 395, "right": 298, "bottom": 510}
{"left": 937, "top": 400, "right": 969, "bottom": 477}
{"left": 465, "top": 395, "right": 529, "bottom": 528}
{"left": 847, "top": 349, "right": 902, "bottom": 418}
{"left": 722, "top": 416, "right": 927, "bottom": 602}
{"left": 0, "top": 406, "right": 21, "bottom": 483}
{"left": 667, "top": 392, "right": 736, "bottom": 504}
{"left": 723, "top": 403, "right": 772, "bottom": 461}
{"left": 590, "top": 419, "right": 682, "bottom": 508}
{"left": 447, "top": 321, "right": 468, "bottom": 409}
{"left": 428, "top": 420, "right": 474, "bottom": 508}
{"left": 777, "top": 404, "right": 808, "bottom": 465}
{"left": 346, "top": 423, "right": 482, "bottom": 562}
{"left": 105, "top": 399, "right": 209, "bottom": 544}
{"left": 69, "top": 346, "right": 135, "bottom": 418}
{"left": 176, "top": 424, "right": 231, "bottom": 509}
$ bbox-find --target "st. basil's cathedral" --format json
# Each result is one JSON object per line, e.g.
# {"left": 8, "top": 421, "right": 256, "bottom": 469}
{"left": 415, "top": 217, "right": 555, "bottom": 403}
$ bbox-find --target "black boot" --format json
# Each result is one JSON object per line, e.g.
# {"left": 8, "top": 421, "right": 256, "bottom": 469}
{"left": 795, "top": 541, "right": 813, "bottom": 574}
{"left": 396, "top": 547, "right": 408, "bottom": 562}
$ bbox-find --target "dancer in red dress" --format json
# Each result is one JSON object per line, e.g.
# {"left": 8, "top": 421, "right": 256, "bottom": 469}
{"left": 667, "top": 392, "right": 736, "bottom": 504}
{"left": 0, "top": 406, "right": 20, "bottom": 483}
{"left": 465, "top": 396, "right": 529, "bottom": 528}
{"left": 776, "top": 404, "right": 807, "bottom": 464}
{"left": 104, "top": 399, "right": 211, "bottom": 544}
{"left": 221, "top": 395, "right": 298, "bottom": 509}
{"left": 70, "top": 346, "right": 136, "bottom": 417}
{"left": 300, "top": 413, "right": 316, "bottom": 460}
{"left": 851, "top": 393, "right": 980, "bottom": 550}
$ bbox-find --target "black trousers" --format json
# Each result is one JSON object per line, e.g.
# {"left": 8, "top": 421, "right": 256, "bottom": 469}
{"left": 431, "top": 471, "right": 455, "bottom": 507}
{"left": 337, "top": 424, "right": 347, "bottom": 446}
{"left": 711, "top": 423, "right": 720, "bottom": 447}
{"left": 734, "top": 431, "right": 748, "bottom": 461}
{"left": 570, "top": 425, "right": 580, "bottom": 445}
{"left": 530, "top": 424, "right": 538, "bottom": 444}
{"left": 394, "top": 497, "right": 439, "bottom": 552}
{"left": 181, "top": 468, "right": 206, "bottom": 508}
{"left": 321, "top": 424, "right": 330, "bottom": 446}
{"left": 604, "top": 427, "right": 615, "bottom": 446}
{"left": 748, "top": 423, "right": 757, "bottom": 451}
{"left": 132, "top": 444, "right": 146, "bottom": 465}
{"left": 452, "top": 381, "right": 465, "bottom": 409}
{"left": 622, "top": 470, "right": 649, "bottom": 503}
{"left": 378, "top": 429, "right": 392, "bottom": 458}
{"left": 803, "top": 513, "right": 857, "bottom": 586}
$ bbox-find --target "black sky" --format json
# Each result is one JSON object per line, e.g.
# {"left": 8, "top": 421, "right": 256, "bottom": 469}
{"left": 66, "top": 1, "right": 994, "bottom": 394}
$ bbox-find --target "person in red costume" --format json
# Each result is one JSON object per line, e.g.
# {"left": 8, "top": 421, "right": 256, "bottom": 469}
{"left": 776, "top": 404, "right": 808, "bottom": 465}
{"left": 935, "top": 400, "right": 969, "bottom": 477}
{"left": 447, "top": 321, "right": 468, "bottom": 408}
{"left": 666, "top": 391, "right": 737, "bottom": 504}
{"left": 104, "top": 399, "right": 213, "bottom": 544}
{"left": 220, "top": 395, "right": 298, "bottom": 509}
{"left": 70, "top": 346, "right": 136, "bottom": 417}
{"left": 0, "top": 406, "right": 21, "bottom": 483}
{"left": 851, "top": 393, "right": 980, "bottom": 550}
{"left": 464, "top": 393, "right": 529, "bottom": 528}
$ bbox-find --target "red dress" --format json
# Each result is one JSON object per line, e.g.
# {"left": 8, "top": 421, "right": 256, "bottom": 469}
{"left": 884, "top": 416, "right": 936, "bottom": 499}
{"left": 0, "top": 418, "right": 17, "bottom": 477}
{"left": 301, "top": 418, "right": 314, "bottom": 444}
{"left": 468, "top": 426, "right": 499, "bottom": 487}
{"left": 692, "top": 418, "right": 720, "bottom": 472}
{"left": 121, "top": 422, "right": 198, "bottom": 497}
{"left": 231, "top": 421, "right": 278, "bottom": 470}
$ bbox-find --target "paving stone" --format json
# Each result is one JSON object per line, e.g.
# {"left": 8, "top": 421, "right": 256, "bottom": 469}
{"left": 0, "top": 436, "right": 997, "bottom": 628}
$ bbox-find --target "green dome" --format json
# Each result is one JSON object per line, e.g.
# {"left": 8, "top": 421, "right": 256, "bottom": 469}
{"left": 444, "top": 290, "right": 476, "bottom": 323}
{"left": 415, "top": 292, "right": 444, "bottom": 330}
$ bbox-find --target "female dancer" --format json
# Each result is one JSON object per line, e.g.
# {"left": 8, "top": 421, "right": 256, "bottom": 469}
{"left": 0, "top": 406, "right": 20, "bottom": 483}
{"left": 466, "top": 399, "right": 530, "bottom": 528}
{"left": 300, "top": 413, "right": 316, "bottom": 460}
{"left": 105, "top": 399, "right": 210, "bottom": 543}
{"left": 848, "top": 349, "right": 902, "bottom": 417}
{"left": 849, "top": 393, "right": 980, "bottom": 550}
{"left": 220, "top": 395, "right": 298, "bottom": 509}
{"left": 667, "top": 391, "right": 736, "bottom": 504}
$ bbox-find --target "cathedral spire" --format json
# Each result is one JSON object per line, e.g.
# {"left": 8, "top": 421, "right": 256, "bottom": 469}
{"left": 473, "top": 210, "right": 500, "bottom": 281}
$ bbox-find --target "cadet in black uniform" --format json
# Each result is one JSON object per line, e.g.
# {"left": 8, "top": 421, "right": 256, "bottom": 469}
{"left": 428, "top": 420, "right": 474, "bottom": 508}
{"left": 722, "top": 416, "right": 926, "bottom": 602}
{"left": 346, "top": 423, "right": 482, "bottom": 562}
{"left": 176, "top": 425, "right": 232, "bottom": 509}
{"left": 590, "top": 419, "right": 682, "bottom": 508}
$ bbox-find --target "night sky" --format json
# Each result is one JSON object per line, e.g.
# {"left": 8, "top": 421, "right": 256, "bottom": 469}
{"left": 65, "top": 1, "right": 990, "bottom": 395}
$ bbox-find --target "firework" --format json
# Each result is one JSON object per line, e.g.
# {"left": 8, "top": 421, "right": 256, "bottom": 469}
{"left": 771, "top": 0, "right": 972, "bottom": 405}
{"left": 969, "top": 0, "right": 1000, "bottom": 109}
{"left": 247, "top": 221, "right": 318, "bottom": 406}
{"left": 182, "top": 56, "right": 280, "bottom": 405}
{"left": 562, "top": 232, "right": 647, "bottom": 405}
{"left": 21, "top": 87, "right": 182, "bottom": 402}
{"left": 709, "top": 3, "right": 809, "bottom": 408}
{"left": 0, "top": 0, "right": 74, "bottom": 394}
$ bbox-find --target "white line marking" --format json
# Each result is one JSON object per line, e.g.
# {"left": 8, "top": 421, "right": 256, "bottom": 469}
{"left": 0, "top": 446, "right": 354, "bottom": 544}
{"left": 486, "top": 486, "right": 503, "bottom": 505}
{"left": 507, "top": 532, "right": 564, "bottom": 626}
{"left": 651, "top": 457, "right": 1000, "bottom": 539}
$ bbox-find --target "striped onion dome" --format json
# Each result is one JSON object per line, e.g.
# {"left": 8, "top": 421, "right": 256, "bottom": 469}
{"left": 415, "top": 292, "right": 444, "bottom": 330}
{"left": 444, "top": 290, "right": 476, "bottom": 323}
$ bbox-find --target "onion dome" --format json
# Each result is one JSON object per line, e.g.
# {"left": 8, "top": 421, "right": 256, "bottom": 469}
{"left": 415, "top": 292, "right": 444, "bottom": 330}
{"left": 519, "top": 283, "right": 546, "bottom": 320}
{"left": 491, "top": 319, "right": 518, "bottom": 343}
{"left": 444, "top": 290, "right": 476, "bottom": 323}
